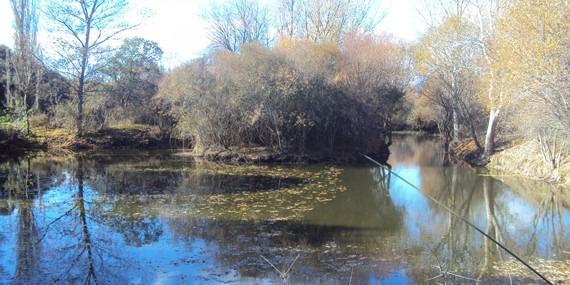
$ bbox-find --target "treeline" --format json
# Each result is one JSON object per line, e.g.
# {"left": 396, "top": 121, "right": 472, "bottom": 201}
{"left": 1, "top": 0, "right": 162, "bottom": 137}
{"left": 1, "top": 37, "right": 162, "bottom": 135}
{"left": 1, "top": 0, "right": 410, "bottom": 159}
{"left": 410, "top": 0, "right": 569, "bottom": 167}
{"left": 2, "top": 0, "right": 567, "bottom": 168}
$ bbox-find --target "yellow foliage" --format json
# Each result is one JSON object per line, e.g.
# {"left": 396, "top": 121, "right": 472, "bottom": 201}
{"left": 413, "top": 16, "right": 479, "bottom": 76}
{"left": 494, "top": 0, "right": 569, "bottom": 97}
{"left": 275, "top": 36, "right": 341, "bottom": 77}
{"left": 469, "top": 0, "right": 570, "bottom": 117}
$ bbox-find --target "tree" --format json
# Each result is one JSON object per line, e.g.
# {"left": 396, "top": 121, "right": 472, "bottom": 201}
{"left": 45, "top": 0, "right": 134, "bottom": 136}
{"left": 0, "top": 46, "right": 11, "bottom": 109}
{"left": 277, "top": 0, "right": 302, "bottom": 38}
{"left": 414, "top": 16, "right": 484, "bottom": 148}
{"left": 103, "top": 37, "right": 163, "bottom": 124}
{"left": 9, "top": 0, "right": 42, "bottom": 134}
{"left": 202, "top": 0, "right": 270, "bottom": 52}
{"left": 278, "top": 0, "right": 385, "bottom": 43}
{"left": 494, "top": 0, "right": 570, "bottom": 136}
{"left": 337, "top": 31, "right": 410, "bottom": 144}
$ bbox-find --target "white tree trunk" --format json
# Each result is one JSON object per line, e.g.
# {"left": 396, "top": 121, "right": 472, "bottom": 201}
{"left": 484, "top": 108, "right": 500, "bottom": 157}
{"left": 452, "top": 107, "right": 460, "bottom": 143}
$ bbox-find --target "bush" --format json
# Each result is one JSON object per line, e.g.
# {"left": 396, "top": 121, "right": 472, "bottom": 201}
{"left": 157, "top": 36, "right": 409, "bottom": 156}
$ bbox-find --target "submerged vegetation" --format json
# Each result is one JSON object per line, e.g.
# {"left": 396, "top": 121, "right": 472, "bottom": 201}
{"left": 97, "top": 163, "right": 347, "bottom": 221}
{"left": 0, "top": 1, "right": 569, "bottom": 284}
{"left": 0, "top": 138, "right": 569, "bottom": 283}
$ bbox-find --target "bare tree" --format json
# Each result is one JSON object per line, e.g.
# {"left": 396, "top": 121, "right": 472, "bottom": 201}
{"left": 9, "top": 0, "right": 42, "bottom": 134}
{"left": 277, "top": 0, "right": 385, "bottom": 43}
{"left": 2, "top": 47, "right": 12, "bottom": 109}
{"left": 203, "top": 0, "right": 270, "bottom": 52}
{"left": 45, "top": 0, "right": 134, "bottom": 136}
{"left": 415, "top": 0, "right": 471, "bottom": 27}
{"left": 277, "top": 0, "right": 302, "bottom": 38}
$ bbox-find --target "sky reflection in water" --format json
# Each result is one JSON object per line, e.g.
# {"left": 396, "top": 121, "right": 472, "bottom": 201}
{"left": 0, "top": 135, "right": 569, "bottom": 284}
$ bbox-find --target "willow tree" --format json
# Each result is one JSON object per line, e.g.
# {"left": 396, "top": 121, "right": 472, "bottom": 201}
{"left": 45, "top": 0, "right": 134, "bottom": 136}
{"left": 337, "top": 31, "right": 410, "bottom": 145}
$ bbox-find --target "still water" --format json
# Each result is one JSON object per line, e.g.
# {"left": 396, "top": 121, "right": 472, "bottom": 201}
{"left": 0, "top": 135, "right": 568, "bottom": 284}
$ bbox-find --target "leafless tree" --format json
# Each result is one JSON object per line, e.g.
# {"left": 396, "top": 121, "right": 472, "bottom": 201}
{"left": 45, "top": 0, "right": 135, "bottom": 136}
{"left": 277, "top": 0, "right": 302, "bottom": 38}
{"left": 9, "top": 0, "right": 42, "bottom": 134}
{"left": 277, "top": 0, "right": 385, "bottom": 43}
{"left": 203, "top": 0, "right": 270, "bottom": 52}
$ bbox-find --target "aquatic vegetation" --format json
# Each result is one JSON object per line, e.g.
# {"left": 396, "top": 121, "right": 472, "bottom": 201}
{"left": 493, "top": 258, "right": 570, "bottom": 284}
{"left": 2, "top": 136, "right": 569, "bottom": 284}
{"left": 95, "top": 164, "right": 346, "bottom": 222}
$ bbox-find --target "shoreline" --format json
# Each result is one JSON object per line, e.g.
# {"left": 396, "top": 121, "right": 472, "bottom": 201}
{"left": 1, "top": 128, "right": 390, "bottom": 165}
{"left": 452, "top": 139, "right": 569, "bottom": 188}
{"left": 487, "top": 141, "right": 569, "bottom": 188}
{"left": 4, "top": 129, "right": 567, "bottom": 188}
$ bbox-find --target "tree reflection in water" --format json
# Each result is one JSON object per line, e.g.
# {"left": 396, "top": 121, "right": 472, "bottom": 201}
{"left": 0, "top": 140, "right": 568, "bottom": 284}
{"left": 384, "top": 135, "right": 570, "bottom": 283}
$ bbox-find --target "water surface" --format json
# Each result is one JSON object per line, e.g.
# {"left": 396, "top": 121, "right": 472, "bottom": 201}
{"left": 0, "top": 135, "right": 568, "bottom": 284}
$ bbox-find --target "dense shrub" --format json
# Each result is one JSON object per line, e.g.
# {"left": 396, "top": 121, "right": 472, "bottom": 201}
{"left": 157, "top": 34, "right": 409, "bottom": 156}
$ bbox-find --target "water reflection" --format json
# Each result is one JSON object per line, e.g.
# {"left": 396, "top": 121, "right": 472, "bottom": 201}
{"left": 0, "top": 135, "right": 568, "bottom": 284}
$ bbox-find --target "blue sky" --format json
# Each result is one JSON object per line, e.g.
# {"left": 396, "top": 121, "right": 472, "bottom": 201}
{"left": 0, "top": 0, "right": 426, "bottom": 66}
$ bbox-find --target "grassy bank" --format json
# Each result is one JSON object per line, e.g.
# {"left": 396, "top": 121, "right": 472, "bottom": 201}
{"left": 1, "top": 124, "right": 390, "bottom": 164}
{"left": 450, "top": 136, "right": 569, "bottom": 188}
{"left": 488, "top": 141, "right": 570, "bottom": 188}
{"left": 1, "top": 124, "right": 172, "bottom": 154}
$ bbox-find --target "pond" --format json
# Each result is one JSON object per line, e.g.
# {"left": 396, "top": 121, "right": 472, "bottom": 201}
{"left": 0, "top": 135, "right": 569, "bottom": 284}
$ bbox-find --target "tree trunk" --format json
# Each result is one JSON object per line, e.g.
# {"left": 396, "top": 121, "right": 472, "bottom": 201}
{"left": 5, "top": 50, "right": 12, "bottom": 109}
{"left": 484, "top": 109, "right": 500, "bottom": 157}
{"left": 77, "top": 34, "right": 91, "bottom": 137}
{"left": 33, "top": 68, "right": 40, "bottom": 111}
{"left": 452, "top": 107, "right": 460, "bottom": 143}
{"left": 468, "top": 121, "right": 483, "bottom": 150}
{"left": 77, "top": 75, "right": 85, "bottom": 136}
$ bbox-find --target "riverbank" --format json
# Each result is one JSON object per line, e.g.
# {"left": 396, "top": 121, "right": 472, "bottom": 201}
{"left": 1, "top": 125, "right": 174, "bottom": 155}
{"left": 488, "top": 141, "right": 570, "bottom": 188}
{"left": 1, "top": 125, "right": 390, "bottom": 164}
{"left": 450, "top": 138, "right": 570, "bottom": 188}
